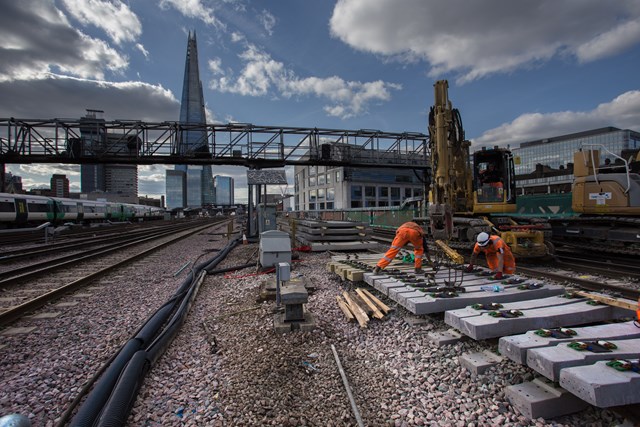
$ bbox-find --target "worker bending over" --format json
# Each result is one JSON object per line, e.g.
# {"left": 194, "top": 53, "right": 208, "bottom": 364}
{"left": 465, "top": 232, "right": 515, "bottom": 279}
{"left": 374, "top": 221, "right": 431, "bottom": 275}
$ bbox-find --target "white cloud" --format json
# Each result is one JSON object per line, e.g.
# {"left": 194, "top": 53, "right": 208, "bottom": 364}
{"left": 208, "top": 58, "right": 225, "bottom": 76}
{"left": 209, "top": 44, "right": 401, "bottom": 119}
{"left": 136, "top": 43, "right": 150, "bottom": 59}
{"left": 330, "top": 0, "right": 640, "bottom": 84}
{"left": 0, "top": 1, "right": 128, "bottom": 82}
{"left": 61, "top": 0, "right": 142, "bottom": 45}
{"left": 159, "top": 0, "right": 225, "bottom": 29}
{"left": 575, "top": 19, "right": 640, "bottom": 63}
{"left": 259, "top": 10, "right": 276, "bottom": 36}
{"left": 473, "top": 91, "right": 640, "bottom": 148}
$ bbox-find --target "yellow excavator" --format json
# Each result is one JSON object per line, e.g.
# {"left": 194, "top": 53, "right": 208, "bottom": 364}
{"left": 425, "top": 80, "right": 550, "bottom": 259}
{"left": 548, "top": 147, "right": 640, "bottom": 254}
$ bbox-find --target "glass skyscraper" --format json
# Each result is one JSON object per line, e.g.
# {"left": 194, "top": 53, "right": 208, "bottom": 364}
{"left": 166, "top": 31, "right": 215, "bottom": 208}
{"left": 166, "top": 170, "right": 186, "bottom": 209}
{"left": 214, "top": 176, "right": 234, "bottom": 205}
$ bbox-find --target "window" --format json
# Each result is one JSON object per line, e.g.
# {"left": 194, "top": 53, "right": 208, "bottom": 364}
{"left": 351, "top": 185, "right": 362, "bottom": 199}
{"left": 351, "top": 200, "right": 362, "bottom": 208}
{"left": 309, "top": 203, "right": 316, "bottom": 210}
{"left": 0, "top": 201, "right": 15, "bottom": 212}
{"left": 318, "top": 188, "right": 325, "bottom": 199}
{"left": 379, "top": 187, "right": 389, "bottom": 197}
{"left": 319, "top": 202, "right": 325, "bottom": 210}
{"left": 327, "top": 188, "right": 335, "bottom": 201}
{"left": 364, "top": 186, "right": 375, "bottom": 198}
{"left": 28, "top": 202, "right": 50, "bottom": 213}
{"left": 365, "top": 200, "right": 376, "bottom": 207}
{"left": 326, "top": 202, "right": 334, "bottom": 210}
{"left": 336, "top": 171, "right": 341, "bottom": 182}
{"left": 390, "top": 187, "right": 400, "bottom": 200}
{"left": 310, "top": 189, "right": 317, "bottom": 201}
{"left": 310, "top": 176, "right": 316, "bottom": 186}
{"left": 326, "top": 173, "right": 331, "bottom": 184}
{"left": 404, "top": 188, "right": 412, "bottom": 199}
{"left": 318, "top": 174, "right": 326, "bottom": 185}
{"left": 310, "top": 166, "right": 316, "bottom": 175}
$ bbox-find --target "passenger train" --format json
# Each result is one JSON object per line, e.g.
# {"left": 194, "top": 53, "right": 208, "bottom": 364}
{"left": 0, "top": 192, "right": 165, "bottom": 228}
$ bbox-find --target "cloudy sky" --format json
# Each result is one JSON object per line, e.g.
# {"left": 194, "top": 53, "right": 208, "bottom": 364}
{"left": 2, "top": 0, "right": 640, "bottom": 202}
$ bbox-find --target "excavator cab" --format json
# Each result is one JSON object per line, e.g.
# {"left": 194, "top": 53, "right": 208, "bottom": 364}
{"left": 473, "top": 148, "right": 517, "bottom": 214}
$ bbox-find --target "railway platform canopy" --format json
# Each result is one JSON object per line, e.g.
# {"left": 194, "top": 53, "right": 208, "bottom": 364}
{"left": 0, "top": 118, "right": 429, "bottom": 170}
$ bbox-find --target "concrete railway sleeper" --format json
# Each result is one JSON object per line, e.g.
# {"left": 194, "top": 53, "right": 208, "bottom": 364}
{"left": 329, "top": 251, "right": 640, "bottom": 421}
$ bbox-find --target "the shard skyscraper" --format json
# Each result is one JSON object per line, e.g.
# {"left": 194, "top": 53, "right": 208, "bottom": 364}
{"left": 166, "top": 31, "right": 215, "bottom": 209}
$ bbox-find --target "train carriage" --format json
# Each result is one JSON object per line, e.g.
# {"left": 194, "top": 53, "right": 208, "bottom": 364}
{"left": 0, "top": 192, "right": 166, "bottom": 227}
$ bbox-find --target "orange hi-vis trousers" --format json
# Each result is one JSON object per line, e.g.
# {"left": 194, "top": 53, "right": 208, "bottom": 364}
{"left": 376, "top": 226, "right": 424, "bottom": 270}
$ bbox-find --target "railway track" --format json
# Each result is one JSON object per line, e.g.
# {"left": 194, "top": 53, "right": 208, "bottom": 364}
{"left": 0, "top": 219, "right": 231, "bottom": 327}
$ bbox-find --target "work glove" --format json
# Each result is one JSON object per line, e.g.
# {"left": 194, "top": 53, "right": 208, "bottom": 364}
{"left": 464, "top": 264, "right": 474, "bottom": 273}
{"left": 494, "top": 271, "right": 504, "bottom": 280}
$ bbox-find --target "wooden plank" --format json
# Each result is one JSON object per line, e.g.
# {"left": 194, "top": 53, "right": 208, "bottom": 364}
{"left": 361, "top": 289, "right": 392, "bottom": 314}
{"left": 575, "top": 291, "right": 637, "bottom": 311}
{"left": 342, "top": 291, "right": 369, "bottom": 328}
{"left": 352, "top": 293, "right": 374, "bottom": 317}
{"left": 336, "top": 296, "right": 355, "bottom": 322}
{"left": 355, "top": 288, "right": 385, "bottom": 319}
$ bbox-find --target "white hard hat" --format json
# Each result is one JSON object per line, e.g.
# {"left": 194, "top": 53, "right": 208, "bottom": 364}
{"left": 477, "top": 232, "right": 491, "bottom": 247}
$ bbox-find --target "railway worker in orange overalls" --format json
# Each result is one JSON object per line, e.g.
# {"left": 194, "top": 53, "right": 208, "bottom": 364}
{"left": 373, "top": 221, "right": 432, "bottom": 274}
{"left": 465, "top": 232, "right": 515, "bottom": 279}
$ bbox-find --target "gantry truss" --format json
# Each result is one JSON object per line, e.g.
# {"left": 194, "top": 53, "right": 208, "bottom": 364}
{"left": 0, "top": 118, "right": 429, "bottom": 170}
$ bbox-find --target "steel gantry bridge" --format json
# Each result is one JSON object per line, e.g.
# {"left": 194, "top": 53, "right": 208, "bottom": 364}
{"left": 0, "top": 118, "right": 430, "bottom": 170}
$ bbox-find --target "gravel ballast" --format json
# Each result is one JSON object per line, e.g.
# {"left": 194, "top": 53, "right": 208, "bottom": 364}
{"left": 0, "top": 233, "right": 631, "bottom": 426}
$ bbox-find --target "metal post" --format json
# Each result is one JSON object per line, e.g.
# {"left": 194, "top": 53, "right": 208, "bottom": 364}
{"left": 275, "top": 265, "right": 281, "bottom": 307}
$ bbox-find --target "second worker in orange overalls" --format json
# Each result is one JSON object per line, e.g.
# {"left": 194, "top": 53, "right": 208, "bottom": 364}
{"left": 373, "top": 221, "right": 432, "bottom": 274}
{"left": 465, "top": 232, "right": 516, "bottom": 279}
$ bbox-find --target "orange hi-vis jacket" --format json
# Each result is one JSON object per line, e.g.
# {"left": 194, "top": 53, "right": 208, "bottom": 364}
{"left": 472, "top": 235, "right": 516, "bottom": 274}
{"left": 376, "top": 222, "right": 425, "bottom": 270}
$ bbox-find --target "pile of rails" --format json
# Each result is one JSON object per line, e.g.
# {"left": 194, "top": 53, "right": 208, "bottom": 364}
{"left": 277, "top": 218, "right": 378, "bottom": 252}
{"left": 336, "top": 288, "right": 391, "bottom": 328}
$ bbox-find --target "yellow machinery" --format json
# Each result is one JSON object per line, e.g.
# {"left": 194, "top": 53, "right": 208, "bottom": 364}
{"left": 548, "top": 147, "right": 640, "bottom": 253}
{"left": 426, "top": 80, "right": 549, "bottom": 259}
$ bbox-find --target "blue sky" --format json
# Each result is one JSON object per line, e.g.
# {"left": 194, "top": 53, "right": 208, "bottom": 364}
{"left": 2, "top": 0, "right": 640, "bottom": 202}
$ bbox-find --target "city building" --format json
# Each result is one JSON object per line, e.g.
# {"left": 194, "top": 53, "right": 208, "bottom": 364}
{"left": 214, "top": 175, "right": 234, "bottom": 205}
{"left": 2, "top": 172, "right": 23, "bottom": 193}
{"left": 294, "top": 163, "right": 426, "bottom": 211}
{"left": 166, "top": 170, "right": 186, "bottom": 210}
{"left": 76, "top": 110, "right": 139, "bottom": 200}
{"left": 166, "top": 31, "right": 215, "bottom": 208}
{"left": 50, "top": 174, "right": 70, "bottom": 198}
{"left": 512, "top": 127, "right": 640, "bottom": 194}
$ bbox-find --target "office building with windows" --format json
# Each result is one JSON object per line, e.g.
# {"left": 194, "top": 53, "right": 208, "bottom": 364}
{"left": 214, "top": 175, "right": 234, "bottom": 205}
{"left": 513, "top": 127, "right": 640, "bottom": 194}
{"left": 50, "top": 174, "right": 70, "bottom": 198}
{"left": 77, "top": 110, "right": 139, "bottom": 201}
{"left": 294, "top": 164, "right": 426, "bottom": 211}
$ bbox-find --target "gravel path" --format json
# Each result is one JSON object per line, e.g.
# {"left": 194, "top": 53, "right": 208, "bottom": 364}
{"left": 127, "top": 246, "right": 626, "bottom": 427}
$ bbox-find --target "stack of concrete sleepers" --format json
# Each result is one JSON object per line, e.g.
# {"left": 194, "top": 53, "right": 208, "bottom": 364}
{"left": 281, "top": 219, "right": 378, "bottom": 251}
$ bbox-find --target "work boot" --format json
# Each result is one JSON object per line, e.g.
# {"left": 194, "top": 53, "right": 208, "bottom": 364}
{"left": 373, "top": 266, "right": 382, "bottom": 275}
{"left": 414, "top": 268, "right": 425, "bottom": 274}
